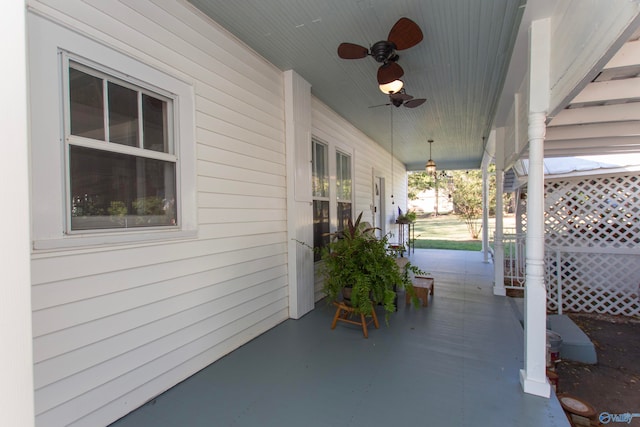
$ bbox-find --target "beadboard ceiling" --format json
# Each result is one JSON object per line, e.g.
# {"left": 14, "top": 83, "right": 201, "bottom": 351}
{"left": 187, "top": 0, "right": 640, "bottom": 171}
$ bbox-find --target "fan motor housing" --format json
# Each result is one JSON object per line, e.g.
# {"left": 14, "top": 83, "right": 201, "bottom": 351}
{"left": 371, "top": 41, "right": 397, "bottom": 63}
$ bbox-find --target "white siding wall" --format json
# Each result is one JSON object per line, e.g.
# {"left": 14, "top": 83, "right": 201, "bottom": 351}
{"left": 27, "top": 1, "right": 289, "bottom": 426}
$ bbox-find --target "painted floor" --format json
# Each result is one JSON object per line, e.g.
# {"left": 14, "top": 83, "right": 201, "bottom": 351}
{"left": 110, "top": 249, "right": 569, "bottom": 427}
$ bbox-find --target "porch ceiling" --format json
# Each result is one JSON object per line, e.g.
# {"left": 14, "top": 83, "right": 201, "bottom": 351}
{"left": 187, "top": 1, "right": 640, "bottom": 171}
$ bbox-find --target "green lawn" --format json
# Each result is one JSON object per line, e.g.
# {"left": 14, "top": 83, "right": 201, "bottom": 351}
{"left": 413, "top": 239, "right": 481, "bottom": 251}
{"left": 411, "top": 213, "right": 515, "bottom": 251}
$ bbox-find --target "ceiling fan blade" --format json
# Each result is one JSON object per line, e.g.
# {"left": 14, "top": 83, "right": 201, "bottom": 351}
{"left": 388, "top": 17, "right": 423, "bottom": 50}
{"left": 390, "top": 93, "right": 412, "bottom": 102}
{"left": 337, "top": 43, "right": 369, "bottom": 59}
{"left": 404, "top": 98, "right": 426, "bottom": 108}
{"left": 368, "top": 102, "right": 392, "bottom": 108}
{"left": 377, "top": 62, "right": 404, "bottom": 84}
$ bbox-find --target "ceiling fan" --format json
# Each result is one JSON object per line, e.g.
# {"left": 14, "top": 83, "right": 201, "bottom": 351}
{"left": 370, "top": 90, "right": 426, "bottom": 108}
{"left": 337, "top": 17, "right": 423, "bottom": 85}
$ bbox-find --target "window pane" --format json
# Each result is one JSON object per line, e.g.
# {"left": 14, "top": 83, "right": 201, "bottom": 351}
{"left": 70, "top": 145, "right": 176, "bottom": 230}
{"left": 312, "top": 141, "right": 328, "bottom": 198}
{"left": 313, "top": 200, "right": 330, "bottom": 262}
{"left": 69, "top": 67, "right": 105, "bottom": 140}
{"left": 143, "top": 94, "right": 169, "bottom": 153}
{"left": 108, "top": 82, "right": 139, "bottom": 147}
{"left": 336, "top": 151, "right": 351, "bottom": 201}
{"left": 337, "top": 202, "right": 352, "bottom": 232}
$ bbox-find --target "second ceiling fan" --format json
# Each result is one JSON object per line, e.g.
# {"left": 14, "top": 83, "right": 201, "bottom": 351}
{"left": 337, "top": 17, "right": 423, "bottom": 85}
{"left": 370, "top": 90, "right": 426, "bottom": 109}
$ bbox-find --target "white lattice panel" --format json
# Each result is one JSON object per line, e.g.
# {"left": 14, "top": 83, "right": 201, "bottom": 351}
{"left": 545, "top": 175, "right": 640, "bottom": 248}
{"left": 510, "top": 173, "right": 640, "bottom": 316}
{"left": 545, "top": 250, "right": 640, "bottom": 316}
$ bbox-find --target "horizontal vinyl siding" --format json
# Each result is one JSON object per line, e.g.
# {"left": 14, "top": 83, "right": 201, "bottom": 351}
{"left": 28, "top": 1, "right": 288, "bottom": 426}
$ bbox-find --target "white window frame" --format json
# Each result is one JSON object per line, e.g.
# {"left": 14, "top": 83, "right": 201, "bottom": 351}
{"left": 63, "top": 54, "right": 179, "bottom": 233}
{"left": 311, "top": 137, "right": 354, "bottom": 260}
{"left": 335, "top": 149, "right": 353, "bottom": 232}
{"left": 28, "top": 17, "right": 196, "bottom": 250}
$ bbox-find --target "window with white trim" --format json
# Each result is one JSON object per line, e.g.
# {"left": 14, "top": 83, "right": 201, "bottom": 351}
{"left": 311, "top": 139, "right": 353, "bottom": 261}
{"left": 28, "top": 17, "right": 196, "bottom": 251}
{"left": 65, "top": 60, "right": 178, "bottom": 231}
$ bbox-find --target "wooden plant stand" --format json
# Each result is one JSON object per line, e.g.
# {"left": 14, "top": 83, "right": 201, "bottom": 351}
{"left": 331, "top": 301, "right": 379, "bottom": 338}
{"left": 406, "top": 276, "right": 434, "bottom": 307}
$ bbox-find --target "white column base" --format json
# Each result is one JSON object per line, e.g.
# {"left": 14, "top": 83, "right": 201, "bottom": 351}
{"left": 520, "top": 369, "right": 551, "bottom": 398}
{"left": 493, "top": 285, "right": 507, "bottom": 296}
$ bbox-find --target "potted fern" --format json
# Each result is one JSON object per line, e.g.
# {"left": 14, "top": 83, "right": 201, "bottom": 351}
{"left": 396, "top": 208, "right": 417, "bottom": 224}
{"left": 319, "top": 212, "right": 422, "bottom": 318}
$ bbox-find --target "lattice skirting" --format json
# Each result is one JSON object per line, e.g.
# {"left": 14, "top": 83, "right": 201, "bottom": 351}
{"left": 546, "top": 251, "right": 640, "bottom": 317}
{"left": 513, "top": 173, "right": 640, "bottom": 316}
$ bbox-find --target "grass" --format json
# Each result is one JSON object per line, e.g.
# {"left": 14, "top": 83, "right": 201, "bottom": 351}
{"left": 413, "top": 239, "right": 481, "bottom": 251}
{"left": 410, "top": 213, "right": 515, "bottom": 251}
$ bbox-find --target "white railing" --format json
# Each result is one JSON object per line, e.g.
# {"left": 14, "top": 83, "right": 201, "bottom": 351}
{"left": 491, "top": 229, "right": 526, "bottom": 289}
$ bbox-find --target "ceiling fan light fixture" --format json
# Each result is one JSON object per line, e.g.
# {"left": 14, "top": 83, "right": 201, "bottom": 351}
{"left": 426, "top": 139, "right": 437, "bottom": 175}
{"left": 379, "top": 79, "right": 404, "bottom": 94}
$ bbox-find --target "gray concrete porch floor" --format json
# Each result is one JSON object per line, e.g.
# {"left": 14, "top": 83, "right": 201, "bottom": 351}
{"left": 110, "top": 249, "right": 569, "bottom": 427}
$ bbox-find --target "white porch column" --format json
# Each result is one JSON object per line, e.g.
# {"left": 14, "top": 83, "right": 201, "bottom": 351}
{"left": 520, "top": 111, "right": 550, "bottom": 397}
{"left": 493, "top": 135, "right": 506, "bottom": 296}
{"left": 520, "top": 17, "right": 551, "bottom": 398}
{"left": 490, "top": 130, "right": 507, "bottom": 296}
{"left": 1, "top": 1, "right": 35, "bottom": 426}
{"left": 481, "top": 163, "right": 489, "bottom": 263}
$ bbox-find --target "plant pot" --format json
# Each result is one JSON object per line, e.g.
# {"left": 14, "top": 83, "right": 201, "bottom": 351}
{"left": 341, "top": 287, "right": 353, "bottom": 304}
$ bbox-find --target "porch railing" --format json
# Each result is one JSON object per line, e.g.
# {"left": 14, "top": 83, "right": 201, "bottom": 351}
{"left": 491, "top": 229, "right": 526, "bottom": 289}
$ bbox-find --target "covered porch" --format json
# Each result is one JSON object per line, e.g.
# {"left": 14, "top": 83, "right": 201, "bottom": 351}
{"left": 110, "top": 249, "right": 568, "bottom": 427}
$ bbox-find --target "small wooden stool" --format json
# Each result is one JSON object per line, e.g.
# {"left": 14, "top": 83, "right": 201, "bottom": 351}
{"left": 331, "top": 301, "right": 379, "bottom": 338}
{"left": 406, "top": 276, "right": 434, "bottom": 307}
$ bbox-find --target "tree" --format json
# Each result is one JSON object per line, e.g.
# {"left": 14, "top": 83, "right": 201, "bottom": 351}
{"left": 408, "top": 166, "right": 512, "bottom": 239}
{"left": 407, "top": 171, "right": 436, "bottom": 200}
{"left": 451, "top": 170, "right": 485, "bottom": 239}
{"left": 407, "top": 171, "right": 450, "bottom": 205}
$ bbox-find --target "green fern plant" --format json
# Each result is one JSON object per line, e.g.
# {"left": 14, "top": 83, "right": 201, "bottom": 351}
{"left": 319, "top": 212, "right": 423, "bottom": 318}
